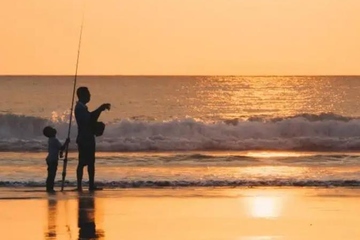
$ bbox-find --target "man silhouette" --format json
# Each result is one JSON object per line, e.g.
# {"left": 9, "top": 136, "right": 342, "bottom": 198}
{"left": 75, "top": 86, "right": 110, "bottom": 191}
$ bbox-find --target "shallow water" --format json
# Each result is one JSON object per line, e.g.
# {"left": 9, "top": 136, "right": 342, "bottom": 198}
{"left": 1, "top": 151, "right": 360, "bottom": 188}
{"left": 2, "top": 76, "right": 360, "bottom": 188}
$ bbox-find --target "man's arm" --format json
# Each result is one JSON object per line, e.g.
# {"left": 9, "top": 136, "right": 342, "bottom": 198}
{"left": 90, "top": 103, "right": 111, "bottom": 122}
{"left": 90, "top": 106, "right": 103, "bottom": 122}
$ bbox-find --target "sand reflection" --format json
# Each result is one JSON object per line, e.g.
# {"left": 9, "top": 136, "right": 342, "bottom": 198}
{"left": 78, "top": 193, "right": 105, "bottom": 239}
{"left": 45, "top": 197, "right": 57, "bottom": 239}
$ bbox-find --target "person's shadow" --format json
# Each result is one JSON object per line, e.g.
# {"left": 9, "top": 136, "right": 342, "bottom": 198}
{"left": 45, "top": 198, "right": 57, "bottom": 239}
{"left": 78, "top": 193, "right": 105, "bottom": 239}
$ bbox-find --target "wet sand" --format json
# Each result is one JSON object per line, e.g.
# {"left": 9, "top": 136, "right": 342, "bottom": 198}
{"left": 1, "top": 187, "right": 360, "bottom": 240}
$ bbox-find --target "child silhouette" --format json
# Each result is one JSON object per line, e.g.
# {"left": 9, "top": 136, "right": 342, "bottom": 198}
{"left": 43, "top": 126, "right": 70, "bottom": 192}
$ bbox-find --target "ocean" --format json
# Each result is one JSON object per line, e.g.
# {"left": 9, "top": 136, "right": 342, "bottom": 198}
{"left": 1, "top": 75, "right": 360, "bottom": 188}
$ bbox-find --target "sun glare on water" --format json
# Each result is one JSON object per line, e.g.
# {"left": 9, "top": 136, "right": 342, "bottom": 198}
{"left": 241, "top": 236, "right": 281, "bottom": 240}
{"left": 251, "top": 196, "right": 279, "bottom": 218}
{"left": 245, "top": 151, "right": 310, "bottom": 158}
{"left": 245, "top": 195, "right": 283, "bottom": 219}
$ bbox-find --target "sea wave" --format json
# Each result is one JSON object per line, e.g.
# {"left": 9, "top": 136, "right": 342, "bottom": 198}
{"left": 1, "top": 179, "right": 360, "bottom": 188}
{"left": 1, "top": 113, "right": 360, "bottom": 151}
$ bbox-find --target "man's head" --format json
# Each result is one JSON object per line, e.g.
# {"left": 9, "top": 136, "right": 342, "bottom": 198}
{"left": 43, "top": 126, "right": 56, "bottom": 138}
{"left": 77, "top": 87, "right": 91, "bottom": 104}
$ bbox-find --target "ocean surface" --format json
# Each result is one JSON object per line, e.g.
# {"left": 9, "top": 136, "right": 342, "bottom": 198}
{"left": 2, "top": 75, "right": 360, "bottom": 188}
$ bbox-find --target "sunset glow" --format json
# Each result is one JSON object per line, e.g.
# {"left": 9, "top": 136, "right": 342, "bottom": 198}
{"left": 1, "top": 0, "right": 360, "bottom": 75}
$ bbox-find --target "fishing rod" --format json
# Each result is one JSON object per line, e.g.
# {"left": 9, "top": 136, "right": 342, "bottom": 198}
{"left": 61, "top": 10, "right": 86, "bottom": 192}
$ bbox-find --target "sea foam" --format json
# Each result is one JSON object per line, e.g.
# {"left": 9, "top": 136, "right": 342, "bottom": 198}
{"left": 1, "top": 113, "right": 360, "bottom": 152}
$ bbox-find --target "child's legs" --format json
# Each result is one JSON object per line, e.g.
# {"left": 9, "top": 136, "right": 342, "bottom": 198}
{"left": 46, "top": 162, "right": 58, "bottom": 190}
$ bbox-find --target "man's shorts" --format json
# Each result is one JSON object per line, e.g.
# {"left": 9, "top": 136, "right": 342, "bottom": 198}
{"left": 78, "top": 142, "right": 96, "bottom": 167}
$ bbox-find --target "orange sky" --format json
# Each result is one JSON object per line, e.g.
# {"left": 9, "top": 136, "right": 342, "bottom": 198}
{"left": 1, "top": 0, "right": 359, "bottom": 75}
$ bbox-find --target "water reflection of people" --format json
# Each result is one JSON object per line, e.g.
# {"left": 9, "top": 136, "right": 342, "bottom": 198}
{"left": 78, "top": 193, "right": 104, "bottom": 239}
{"left": 45, "top": 198, "right": 57, "bottom": 239}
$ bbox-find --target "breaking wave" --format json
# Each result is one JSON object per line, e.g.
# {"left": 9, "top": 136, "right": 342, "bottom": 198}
{"left": 1, "top": 112, "right": 360, "bottom": 152}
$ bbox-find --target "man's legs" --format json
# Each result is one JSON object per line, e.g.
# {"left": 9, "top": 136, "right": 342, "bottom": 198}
{"left": 77, "top": 164, "right": 84, "bottom": 191}
{"left": 88, "top": 162, "right": 95, "bottom": 189}
{"left": 77, "top": 144, "right": 87, "bottom": 191}
{"left": 78, "top": 142, "right": 97, "bottom": 190}
{"left": 87, "top": 144, "right": 97, "bottom": 190}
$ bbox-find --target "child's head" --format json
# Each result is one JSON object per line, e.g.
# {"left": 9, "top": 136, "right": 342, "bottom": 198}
{"left": 43, "top": 126, "right": 57, "bottom": 138}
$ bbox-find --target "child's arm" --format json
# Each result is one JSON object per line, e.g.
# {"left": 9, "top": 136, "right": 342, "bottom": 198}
{"left": 59, "top": 138, "right": 70, "bottom": 158}
{"left": 60, "top": 138, "right": 70, "bottom": 151}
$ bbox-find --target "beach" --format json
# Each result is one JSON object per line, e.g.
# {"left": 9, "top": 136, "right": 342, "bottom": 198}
{"left": 1, "top": 187, "right": 360, "bottom": 240}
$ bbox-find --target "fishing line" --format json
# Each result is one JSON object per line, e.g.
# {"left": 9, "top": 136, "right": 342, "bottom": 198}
{"left": 61, "top": 4, "right": 86, "bottom": 191}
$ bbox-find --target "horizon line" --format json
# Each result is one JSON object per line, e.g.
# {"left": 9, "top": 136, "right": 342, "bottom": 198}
{"left": 1, "top": 74, "right": 360, "bottom": 77}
